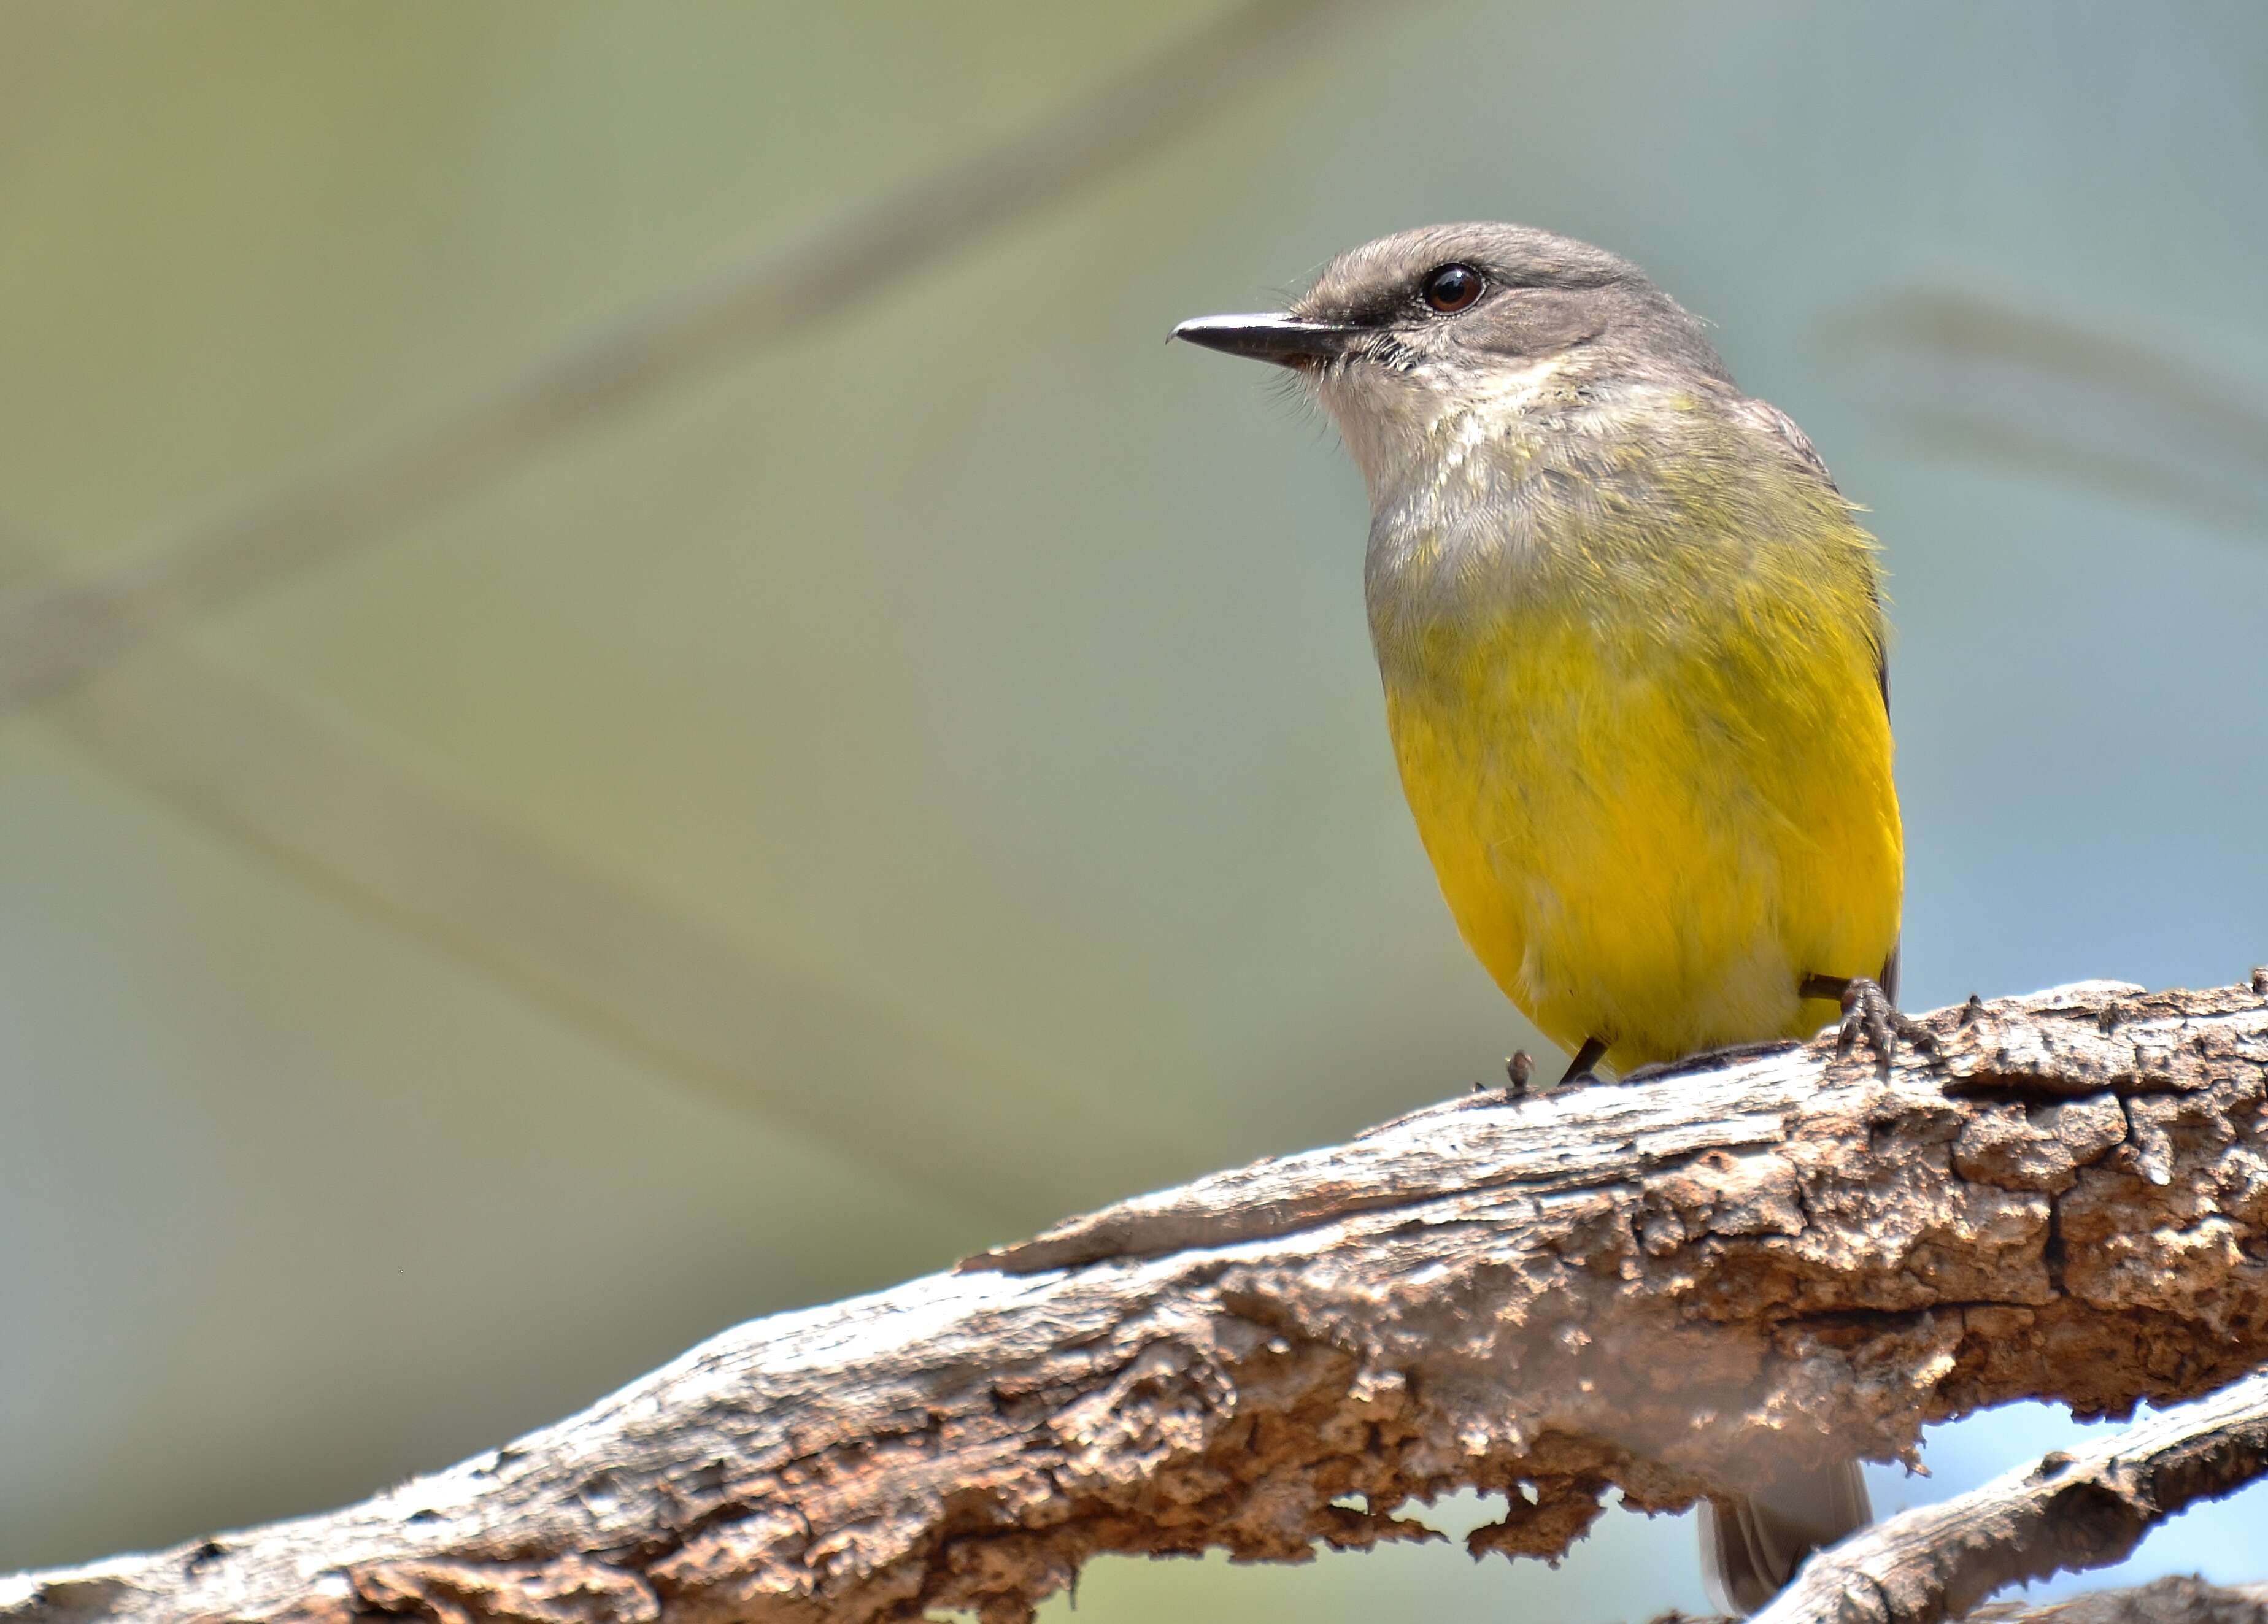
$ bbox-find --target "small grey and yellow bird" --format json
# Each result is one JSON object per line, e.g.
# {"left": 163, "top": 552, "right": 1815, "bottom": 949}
{"left": 1175, "top": 224, "right": 1900, "bottom": 1611}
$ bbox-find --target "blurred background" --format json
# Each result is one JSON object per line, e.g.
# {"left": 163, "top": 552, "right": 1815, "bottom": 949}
{"left": 3, "top": 1, "right": 2265, "bottom": 1616}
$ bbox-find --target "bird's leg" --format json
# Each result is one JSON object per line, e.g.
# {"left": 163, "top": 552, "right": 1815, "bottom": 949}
{"left": 1559, "top": 1035, "right": 1610, "bottom": 1089}
{"left": 1802, "top": 972, "right": 1935, "bottom": 1072}
{"left": 1621, "top": 1037, "right": 1801, "bottom": 1085}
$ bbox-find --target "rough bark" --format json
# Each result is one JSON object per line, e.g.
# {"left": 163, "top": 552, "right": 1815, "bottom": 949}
{"left": 1754, "top": 1370, "right": 2268, "bottom": 1624}
{"left": 5, "top": 977, "right": 2267, "bottom": 1624}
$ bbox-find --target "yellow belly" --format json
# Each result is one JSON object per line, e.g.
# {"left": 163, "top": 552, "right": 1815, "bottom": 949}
{"left": 1384, "top": 593, "right": 1902, "bottom": 1073}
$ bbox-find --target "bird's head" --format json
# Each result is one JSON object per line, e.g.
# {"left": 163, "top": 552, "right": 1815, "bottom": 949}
{"left": 1176, "top": 223, "right": 1732, "bottom": 498}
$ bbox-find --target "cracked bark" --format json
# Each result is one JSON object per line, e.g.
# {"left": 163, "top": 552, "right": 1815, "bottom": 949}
{"left": 4, "top": 977, "right": 2267, "bottom": 1624}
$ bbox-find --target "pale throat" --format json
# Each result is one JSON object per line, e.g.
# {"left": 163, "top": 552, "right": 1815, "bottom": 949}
{"left": 1348, "top": 356, "right": 1644, "bottom": 668}
{"left": 1318, "top": 354, "right": 1567, "bottom": 512}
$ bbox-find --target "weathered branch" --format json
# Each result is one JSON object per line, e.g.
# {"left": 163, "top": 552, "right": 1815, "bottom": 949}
{"left": 1971, "top": 1577, "right": 2268, "bottom": 1624}
{"left": 6, "top": 977, "right": 2267, "bottom": 1624}
{"left": 1757, "top": 1370, "right": 2268, "bottom": 1624}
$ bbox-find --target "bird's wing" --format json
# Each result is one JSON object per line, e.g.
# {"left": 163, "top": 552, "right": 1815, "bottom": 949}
{"left": 1734, "top": 394, "right": 1892, "bottom": 712}
{"left": 1731, "top": 395, "right": 1837, "bottom": 487}
{"left": 1732, "top": 396, "right": 1842, "bottom": 485}
{"left": 1736, "top": 397, "right": 1902, "bottom": 998}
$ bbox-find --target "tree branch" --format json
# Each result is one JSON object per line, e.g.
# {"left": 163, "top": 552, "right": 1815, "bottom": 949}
{"left": 1756, "top": 1371, "right": 2268, "bottom": 1624}
{"left": 1670, "top": 1577, "right": 2268, "bottom": 1624}
{"left": 6, "top": 977, "right": 2267, "bottom": 1624}
{"left": 1972, "top": 1577, "right": 2268, "bottom": 1624}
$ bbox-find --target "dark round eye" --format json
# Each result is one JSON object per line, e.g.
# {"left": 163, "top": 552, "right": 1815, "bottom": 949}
{"left": 1420, "top": 263, "right": 1484, "bottom": 313}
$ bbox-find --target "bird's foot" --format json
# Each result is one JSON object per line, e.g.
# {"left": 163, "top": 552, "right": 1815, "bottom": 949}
{"left": 1807, "top": 973, "right": 1936, "bottom": 1072}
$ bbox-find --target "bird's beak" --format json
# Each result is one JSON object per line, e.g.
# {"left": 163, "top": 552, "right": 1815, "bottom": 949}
{"left": 1172, "top": 312, "right": 1357, "bottom": 366}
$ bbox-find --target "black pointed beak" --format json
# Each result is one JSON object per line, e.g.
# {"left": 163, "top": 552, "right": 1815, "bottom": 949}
{"left": 1172, "top": 312, "right": 1357, "bottom": 366}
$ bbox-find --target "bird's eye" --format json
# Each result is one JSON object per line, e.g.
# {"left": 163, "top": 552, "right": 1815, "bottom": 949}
{"left": 1420, "top": 263, "right": 1484, "bottom": 313}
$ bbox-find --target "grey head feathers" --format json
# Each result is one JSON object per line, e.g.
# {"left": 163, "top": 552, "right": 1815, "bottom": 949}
{"left": 1253, "top": 224, "right": 1743, "bottom": 505}
{"left": 1293, "top": 222, "right": 1736, "bottom": 391}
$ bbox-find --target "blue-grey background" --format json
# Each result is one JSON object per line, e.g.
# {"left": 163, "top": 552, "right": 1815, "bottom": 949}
{"left": 3, "top": 2, "right": 2263, "bottom": 1615}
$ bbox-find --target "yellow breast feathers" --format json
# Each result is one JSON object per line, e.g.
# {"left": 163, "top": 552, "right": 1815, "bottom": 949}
{"left": 1370, "top": 404, "right": 1902, "bottom": 1071}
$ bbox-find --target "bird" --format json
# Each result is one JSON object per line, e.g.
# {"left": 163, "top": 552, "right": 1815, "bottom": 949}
{"left": 1174, "top": 223, "right": 1900, "bottom": 1611}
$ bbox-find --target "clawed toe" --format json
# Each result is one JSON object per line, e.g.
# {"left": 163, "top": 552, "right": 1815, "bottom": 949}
{"left": 1831, "top": 976, "right": 1936, "bottom": 1072}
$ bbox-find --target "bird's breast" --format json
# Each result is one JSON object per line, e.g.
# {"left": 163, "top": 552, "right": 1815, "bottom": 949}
{"left": 1361, "top": 451, "right": 1902, "bottom": 1069}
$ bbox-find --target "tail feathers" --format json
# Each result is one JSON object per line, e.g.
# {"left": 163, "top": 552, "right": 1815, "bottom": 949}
{"left": 1699, "top": 1455, "right": 1871, "bottom": 1615}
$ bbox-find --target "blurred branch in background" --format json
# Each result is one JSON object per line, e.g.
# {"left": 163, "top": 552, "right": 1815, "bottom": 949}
{"left": 48, "top": 637, "right": 1176, "bottom": 1224}
{"left": 1824, "top": 288, "right": 2268, "bottom": 538}
{"left": 0, "top": 0, "right": 1386, "bottom": 714}
{"left": 0, "top": 0, "right": 1395, "bottom": 1227}
{"left": 6, "top": 978, "right": 2264, "bottom": 1624}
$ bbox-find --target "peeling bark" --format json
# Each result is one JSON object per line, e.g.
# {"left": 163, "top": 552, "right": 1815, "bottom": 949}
{"left": 4, "top": 979, "right": 2267, "bottom": 1624}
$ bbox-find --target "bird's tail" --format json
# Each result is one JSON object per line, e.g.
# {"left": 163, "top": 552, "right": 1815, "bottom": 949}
{"left": 1698, "top": 1455, "right": 1870, "bottom": 1615}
